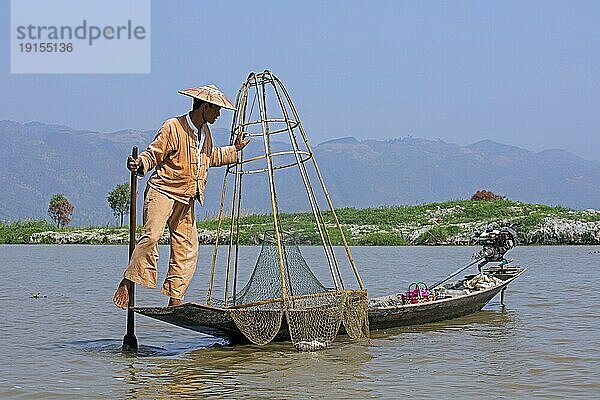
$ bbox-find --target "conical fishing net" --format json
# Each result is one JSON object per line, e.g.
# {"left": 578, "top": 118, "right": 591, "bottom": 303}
{"left": 206, "top": 72, "right": 370, "bottom": 351}
{"left": 225, "top": 231, "right": 369, "bottom": 349}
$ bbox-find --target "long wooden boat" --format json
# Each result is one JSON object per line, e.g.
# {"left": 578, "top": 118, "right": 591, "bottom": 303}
{"left": 134, "top": 264, "right": 526, "bottom": 343}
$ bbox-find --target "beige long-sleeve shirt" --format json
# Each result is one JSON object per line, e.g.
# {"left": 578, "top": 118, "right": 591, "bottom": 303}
{"left": 138, "top": 114, "right": 237, "bottom": 205}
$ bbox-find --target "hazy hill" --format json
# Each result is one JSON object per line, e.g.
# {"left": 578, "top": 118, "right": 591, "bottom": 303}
{"left": 2, "top": 120, "right": 599, "bottom": 225}
{"left": 314, "top": 136, "right": 600, "bottom": 209}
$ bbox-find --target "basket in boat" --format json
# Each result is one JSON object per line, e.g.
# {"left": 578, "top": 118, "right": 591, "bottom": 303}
{"left": 401, "top": 282, "right": 435, "bottom": 305}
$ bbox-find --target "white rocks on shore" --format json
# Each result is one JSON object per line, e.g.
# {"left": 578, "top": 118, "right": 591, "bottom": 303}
{"left": 525, "top": 217, "right": 600, "bottom": 244}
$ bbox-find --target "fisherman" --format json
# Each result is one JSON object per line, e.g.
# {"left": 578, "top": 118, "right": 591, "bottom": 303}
{"left": 113, "top": 85, "right": 249, "bottom": 308}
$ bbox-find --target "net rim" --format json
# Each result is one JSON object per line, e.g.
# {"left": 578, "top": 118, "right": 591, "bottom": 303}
{"left": 222, "top": 289, "right": 367, "bottom": 310}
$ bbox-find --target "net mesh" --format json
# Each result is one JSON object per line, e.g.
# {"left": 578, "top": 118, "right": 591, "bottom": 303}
{"left": 343, "top": 290, "right": 370, "bottom": 340}
{"left": 286, "top": 293, "right": 345, "bottom": 351}
{"left": 228, "top": 302, "right": 283, "bottom": 345}
{"left": 230, "top": 231, "right": 328, "bottom": 305}
{"left": 223, "top": 231, "right": 369, "bottom": 350}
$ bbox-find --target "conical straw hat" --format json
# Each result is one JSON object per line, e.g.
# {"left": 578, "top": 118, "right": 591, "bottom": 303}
{"left": 178, "top": 85, "right": 236, "bottom": 110}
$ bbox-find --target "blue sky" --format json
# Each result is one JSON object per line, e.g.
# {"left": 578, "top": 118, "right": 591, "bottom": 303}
{"left": 1, "top": 0, "right": 599, "bottom": 159}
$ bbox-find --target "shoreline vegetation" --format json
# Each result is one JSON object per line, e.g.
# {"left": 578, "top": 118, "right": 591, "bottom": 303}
{"left": 1, "top": 199, "right": 600, "bottom": 246}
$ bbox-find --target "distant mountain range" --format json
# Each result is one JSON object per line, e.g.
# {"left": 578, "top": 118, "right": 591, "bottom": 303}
{"left": 2, "top": 120, "right": 599, "bottom": 225}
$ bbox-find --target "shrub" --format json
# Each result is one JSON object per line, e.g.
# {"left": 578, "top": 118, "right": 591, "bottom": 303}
{"left": 471, "top": 190, "right": 504, "bottom": 201}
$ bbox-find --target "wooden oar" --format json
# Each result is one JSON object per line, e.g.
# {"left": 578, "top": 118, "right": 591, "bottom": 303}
{"left": 122, "top": 146, "right": 139, "bottom": 352}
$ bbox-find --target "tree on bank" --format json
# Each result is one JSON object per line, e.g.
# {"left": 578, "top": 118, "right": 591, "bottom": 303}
{"left": 107, "top": 183, "right": 131, "bottom": 227}
{"left": 48, "top": 193, "right": 74, "bottom": 228}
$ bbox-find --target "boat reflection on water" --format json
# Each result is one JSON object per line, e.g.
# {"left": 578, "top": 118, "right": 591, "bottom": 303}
{"left": 118, "top": 341, "right": 374, "bottom": 399}
{"left": 370, "top": 306, "right": 517, "bottom": 339}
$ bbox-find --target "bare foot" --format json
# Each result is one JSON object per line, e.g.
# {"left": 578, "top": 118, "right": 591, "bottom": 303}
{"left": 113, "top": 279, "right": 131, "bottom": 309}
{"left": 168, "top": 297, "right": 183, "bottom": 307}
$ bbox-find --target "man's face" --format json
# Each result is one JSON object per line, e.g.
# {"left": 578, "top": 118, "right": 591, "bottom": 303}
{"left": 203, "top": 104, "right": 221, "bottom": 124}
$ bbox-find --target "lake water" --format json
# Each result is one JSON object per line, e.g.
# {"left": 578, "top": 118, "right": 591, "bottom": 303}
{"left": 1, "top": 245, "right": 599, "bottom": 399}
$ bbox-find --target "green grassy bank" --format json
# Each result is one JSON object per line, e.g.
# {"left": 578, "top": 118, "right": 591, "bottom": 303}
{"left": 2, "top": 199, "right": 600, "bottom": 245}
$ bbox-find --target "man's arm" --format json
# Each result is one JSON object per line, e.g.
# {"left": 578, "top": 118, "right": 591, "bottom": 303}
{"left": 209, "top": 131, "right": 249, "bottom": 167}
{"left": 129, "top": 122, "right": 176, "bottom": 175}
{"left": 209, "top": 145, "right": 238, "bottom": 167}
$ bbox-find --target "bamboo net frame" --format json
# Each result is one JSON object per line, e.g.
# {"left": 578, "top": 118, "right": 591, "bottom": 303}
{"left": 205, "top": 71, "right": 368, "bottom": 348}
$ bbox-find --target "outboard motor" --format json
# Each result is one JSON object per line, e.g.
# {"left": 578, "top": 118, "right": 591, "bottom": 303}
{"left": 474, "top": 227, "right": 517, "bottom": 262}
{"left": 430, "top": 227, "right": 518, "bottom": 290}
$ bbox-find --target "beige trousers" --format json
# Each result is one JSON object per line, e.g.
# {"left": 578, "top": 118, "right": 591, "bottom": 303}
{"left": 124, "top": 186, "right": 198, "bottom": 299}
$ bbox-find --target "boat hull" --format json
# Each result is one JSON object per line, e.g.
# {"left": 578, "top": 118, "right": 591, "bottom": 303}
{"left": 134, "top": 267, "right": 526, "bottom": 343}
{"left": 368, "top": 279, "right": 509, "bottom": 330}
